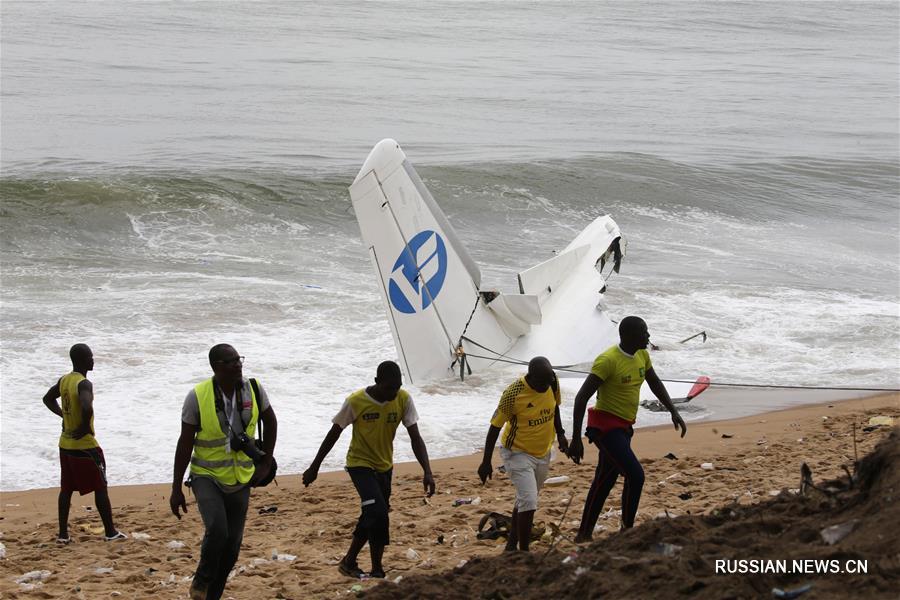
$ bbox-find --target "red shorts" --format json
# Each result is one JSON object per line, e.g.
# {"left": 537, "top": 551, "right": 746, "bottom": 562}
{"left": 587, "top": 408, "right": 635, "bottom": 435}
{"left": 59, "top": 447, "right": 107, "bottom": 495}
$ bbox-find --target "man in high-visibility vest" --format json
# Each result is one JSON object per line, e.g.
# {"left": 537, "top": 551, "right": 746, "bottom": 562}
{"left": 42, "top": 343, "right": 126, "bottom": 543}
{"left": 170, "top": 344, "right": 278, "bottom": 600}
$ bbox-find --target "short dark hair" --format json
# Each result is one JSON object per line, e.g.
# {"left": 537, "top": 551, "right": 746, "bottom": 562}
{"left": 619, "top": 316, "right": 646, "bottom": 338}
{"left": 69, "top": 343, "right": 91, "bottom": 364}
{"left": 376, "top": 360, "right": 402, "bottom": 380}
{"left": 208, "top": 343, "right": 235, "bottom": 367}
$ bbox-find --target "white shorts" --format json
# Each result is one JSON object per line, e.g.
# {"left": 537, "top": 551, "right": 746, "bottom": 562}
{"left": 500, "top": 447, "right": 550, "bottom": 512}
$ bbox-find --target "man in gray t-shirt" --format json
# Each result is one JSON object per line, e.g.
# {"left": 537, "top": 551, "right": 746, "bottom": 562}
{"left": 170, "top": 344, "right": 277, "bottom": 600}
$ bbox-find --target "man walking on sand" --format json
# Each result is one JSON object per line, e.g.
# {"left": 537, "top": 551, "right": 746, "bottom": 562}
{"left": 568, "top": 316, "right": 687, "bottom": 542}
{"left": 170, "top": 344, "right": 278, "bottom": 600}
{"left": 303, "top": 361, "right": 435, "bottom": 579}
{"left": 478, "top": 356, "right": 568, "bottom": 552}
{"left": 42, "top": 343, "right": 127, "bottom": 544}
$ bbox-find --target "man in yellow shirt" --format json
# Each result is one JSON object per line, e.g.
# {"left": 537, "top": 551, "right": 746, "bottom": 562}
{"left": 478, "top": 357, "right": 568, "bottom": 552}
{"left": 41, "top": 343, "right": 126, "bottom": 543}
{"left": 303, "top": 361, "right": 435, "bottom": 579}
{"left": 568, "top": 316, "right": 686, "bottom": 542}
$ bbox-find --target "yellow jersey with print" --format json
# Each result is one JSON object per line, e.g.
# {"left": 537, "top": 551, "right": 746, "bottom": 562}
{"left": 591, "top": 345, "right": 652, "bottom": 422}
{"left": 58, "top": 372, "right": 98, "bottom": 450}
{"left": 490, "top": 376, "right": 560, "bottom": 458}
{"left": 333, "top": 388, "right": 419, "bottom": 473}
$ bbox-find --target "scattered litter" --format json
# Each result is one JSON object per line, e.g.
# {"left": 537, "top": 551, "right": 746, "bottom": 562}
{"left": 0, "top": 541, "right": 5, "bottom": 559}
{"left": 5, "top": 504, "right": 20, "bottom": 507}
{"left": 562, "top": 554, "right": 576, "bottom": 564}
{"left": 756, "top": 439, "right": 767, "bottom": 445}
{"left": 544, "top": 475, "right": 570, "bottom": 486}
{"left": 700, "top": 463, "right": 714, "bottom": 470}
{"left": 405, "top": 548, "right": 420, "bottom": 560}
{"left": 650, "top": 542, "right": 682, "bottom": 557}
{"left": 258, "top": 505, "right": 278, "bottom": 514}
{"left": 497, "top": 465, "right": 506, "bottom": 474}
{"left": 663, "top": 452, "right": 677, "bottom": 460}
{"left": 393, "top": 576, "right": 403, "bottom": 583}
{"left": 772, "top": 583, "right": 813, "bottom": 599}
{"left": 768, "top": 490, "right": 781, "bottom": 496}
{"left": 436, "top": 534, "right": 444, "bottom": 544}
{"left": 456, "top": 559, "right": 467, "bottom": 568}
{"left": 599, "top": 508, "right": 621, "bottom": 520}
{"left": 131, "top": 532, "right": 151, "bottom": 540}
{"left": 471, "top": 496, "right": 481, "bottom": 505}
{"left": 864, "top": 416, "right": 895, "bottom": 430}
{"left": 721, "top": 433, "right": 733, "bottom": 438}
{"left": 271, "top": 550, "right": 296, "bottom": 562}
{"left": 452, "top": 498, "right": 474, "bottom": 506}
{"left": 251, "top": 558, "right": 269, "bottom": 566}
{"left": 111, "top": 592, "right": 122, "bottom": 596}
{"left": 16, "top": 570, "right": 51, "bottom": 583}
{"left": 145, "top": 567, "right": 158, "bottom": 575}
{"left": 95, "top": 567, "right": 114, "bottom": 574}
{"left": 574, "top": 566, "right": 588, "bottom": 577}
{"left": 820, "top": 519, "right": 858, "bottom": 545}
{"left": 350, "top": 584, "right": 363, "bottom": 593}
{"left": 166, "top": 540, "right": 185, "bottom": 549}
{"left": 821, "top": 416, "right": 829, "bottom": 421}
{"left": 678, "top": 492, "right": 693, "bottom": 500}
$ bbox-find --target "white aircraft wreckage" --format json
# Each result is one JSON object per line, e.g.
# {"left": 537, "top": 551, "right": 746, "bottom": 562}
{"left": 348, "top": 139, "right": 709, "bottom": 406}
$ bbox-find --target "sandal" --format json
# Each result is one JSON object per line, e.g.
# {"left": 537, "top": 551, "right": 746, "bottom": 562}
{"left": 338, "top": 559, "right": 365, "bottom": 579}
{"left": 56, "top": 536, "right": 71, "bottom": 545}
{"left": 104, "top": 531, "right": 128, "bottom": 541}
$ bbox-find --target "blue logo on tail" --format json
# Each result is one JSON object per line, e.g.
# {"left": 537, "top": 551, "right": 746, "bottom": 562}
{"left": 389, "top": 230, "right": 448, "bottom": 314}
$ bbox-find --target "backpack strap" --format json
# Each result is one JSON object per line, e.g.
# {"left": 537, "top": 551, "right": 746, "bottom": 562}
{"left": 249, "top": 378, "right": 263, "bottom": 442}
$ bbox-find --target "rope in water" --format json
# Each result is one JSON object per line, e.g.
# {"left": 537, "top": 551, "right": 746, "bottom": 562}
{"left": 456, "top": 344, "right": 900, "bottom": 393}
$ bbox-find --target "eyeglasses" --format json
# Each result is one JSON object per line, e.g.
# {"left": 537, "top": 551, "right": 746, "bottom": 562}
{"left": 215, "top": 356, "right": 245, "bottom": 366}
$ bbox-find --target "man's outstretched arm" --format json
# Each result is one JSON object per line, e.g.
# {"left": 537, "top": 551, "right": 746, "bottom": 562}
{"left": 407, "top": 423, "right": 435, "bottom": 497}
{"left": 170, "top": 421, "right": 198, "bottom": 519}
{"left": 477, "top": 425, "right": 501, "bottom": 484}
{"left": 302, "top": 424, "right": 343, "bottom": 487}
{"left": 646, "top": 368, "right": 686, "bottom": 437}
{"left": 568, "top": 373, "right": 602, "bottom": 464}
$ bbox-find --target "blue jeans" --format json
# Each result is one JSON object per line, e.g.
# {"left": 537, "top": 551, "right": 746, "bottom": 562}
{"left": 578, "top": 426, "right": 645, "bottom": 536}
{"left": 190, "top": 477, "right": 250, "bottom": 600}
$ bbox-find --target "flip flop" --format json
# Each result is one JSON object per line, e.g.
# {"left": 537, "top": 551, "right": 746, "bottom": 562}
{"left": 104, "top": 531, "right": 128, "bottom": 541}
{"left": 56, "top": 536, "right": 71, "bottom": 545}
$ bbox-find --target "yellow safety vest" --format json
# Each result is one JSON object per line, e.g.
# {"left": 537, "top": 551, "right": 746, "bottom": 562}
{"left": 189, "top": 378, "right": 258, "bottom": 486}
{"left": 58, "top": 372, "right": 98, "bottom": 450}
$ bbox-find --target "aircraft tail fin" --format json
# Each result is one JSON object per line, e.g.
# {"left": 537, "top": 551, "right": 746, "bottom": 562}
{"left": 349, "top": 140, "right": 514, "bottom": 383}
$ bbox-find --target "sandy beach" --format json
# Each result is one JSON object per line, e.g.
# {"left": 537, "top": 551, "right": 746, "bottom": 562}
{"left": 1, "top": 393, "right": 897, "bottom": 599}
